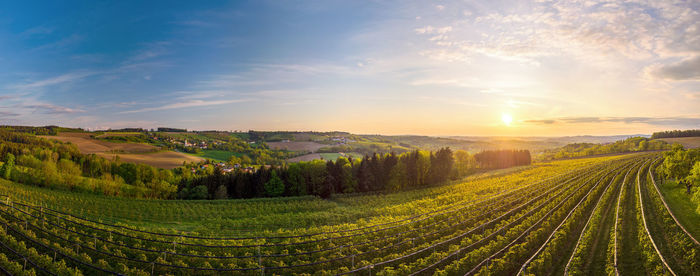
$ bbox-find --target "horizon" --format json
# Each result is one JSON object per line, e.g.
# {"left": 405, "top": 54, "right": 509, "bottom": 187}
{"left": 4, "top": 123, "right": 663, "bottom": 139}
{"left": 1, "top": 1, "right": 699, "bottom": 136}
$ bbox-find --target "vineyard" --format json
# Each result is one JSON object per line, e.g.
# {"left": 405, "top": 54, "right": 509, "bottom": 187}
{"left": 0, "top": 153, "right": 697, "bottom": 275}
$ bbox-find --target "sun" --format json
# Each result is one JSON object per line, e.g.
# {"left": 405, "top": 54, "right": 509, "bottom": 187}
{"left": 502, "top": 113, "right": 513, "bottom": 126}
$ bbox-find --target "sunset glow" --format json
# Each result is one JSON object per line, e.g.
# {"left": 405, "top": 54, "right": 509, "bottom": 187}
{"left": 0, "top": 1, "right": 697, "bottom": 136}
{"left": 502, "top": 114, "right": 513, "bottom": 126}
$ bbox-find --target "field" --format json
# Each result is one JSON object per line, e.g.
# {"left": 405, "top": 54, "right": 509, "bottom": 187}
{"left": 320, "top": 152, "right": 363, "bottom": 160}
{"left": 657, "top": 180, "right": 700, "bottom": 238}
{"left": 188, "top": 150, "right": 244, "bottom": 162}
{"left": 97, "top": 151, "right": 204, "bottom": 169}
{"left": 267, "top": 141, "right": 326, "bottom": 152}
{"left": 39, "top": 133, "right": 157, "bottom": 154}
{"left": 39, "top": 133, "right": 203, "bottom": 169}
{"left": 0, "top": 152, "right": 697, "bottom": 275}
{"left": 657, "top": 137, "right": 700, "bottom": 148}
{"left": 286, "top": 152, "right": 363, "bottom": 162}
{"left": 286, "top": 153, "right": 322, "bottom": 162}
{"left": 94, "top": 132, "right": 144, "bottom": 138}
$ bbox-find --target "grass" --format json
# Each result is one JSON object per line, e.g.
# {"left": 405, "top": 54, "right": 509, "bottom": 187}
{"left": 657, "top": 180, "right": 700, "bottom": 238}
{"left": 320, "top": 152, "right": 363, "bottom": 161}
{"left": 188, "top": 149, "right": 244, "bottom": 162}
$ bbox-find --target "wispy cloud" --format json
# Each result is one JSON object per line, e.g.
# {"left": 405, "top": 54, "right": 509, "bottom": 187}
{"left": 31, "top": 34, "right": 83, "bottom": 52}
{"left": 524, "top": 116, "right": 700, "bottom": 126}
{"left": 13, "top": 71, "right": 97, "bottom": 90}
{"left": 22, "top": 103, "right": 85, "bottom": 114}
{"left": 119, "top": 99, "right": 251, "bottom": 114}
{"left": 173, "top": 20, "right": 216, "bottom": 27}
{"left": 652, "top": 56, "right": 700, "bottom": 80}
{"left": 21, "top": 26, "right": 55, "bottom": 37}
{"left": 0, "top": 110, "right": 20, "bottom": 117}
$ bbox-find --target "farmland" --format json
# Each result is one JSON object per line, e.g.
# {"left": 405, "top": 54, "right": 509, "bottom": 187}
{"left": 657, "top": 137, "right": 700, "bottom": 149}
{"left": 187, "top": 150, "right": 244, "bottom": 162}
{"left": 0, "top": 152, "right": 697, "bottom": 275}
{"left": 39, "top": 132, "right": 203, "bottom": 169}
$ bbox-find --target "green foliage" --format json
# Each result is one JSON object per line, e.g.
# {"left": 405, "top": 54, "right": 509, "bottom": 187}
{"left": 652, "top": 129, "right": 700, "bottom": 139}
{"left": 0, "top": 129, "right": 179, "bottom": 199}
{"left": 662, "top": 144, "right": 700, "bottom": 193}
{"left": 264, "top": 171, "right": 284, "bottom": 197}
{"left": 189, "top": 185, "right": 209, "bottom": 199}
{"left": 538, "top": 137, "right": 669, "bottom": 161}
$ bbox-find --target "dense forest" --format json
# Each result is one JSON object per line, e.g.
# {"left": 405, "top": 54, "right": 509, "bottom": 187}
{"left": 537, "top": 136, "right": 668, "bottom": 161}
{"left": 651, "top": 129, "right": 700, "bottom": 139}
{"left": 179, "top": 148, "right": 460, "bottom": 199}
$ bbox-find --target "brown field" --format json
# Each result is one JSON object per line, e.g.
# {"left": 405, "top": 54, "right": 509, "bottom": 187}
{"left": 267, "top": 141, "right": 326, "bottom": 152}
{"left": 40, "top": 133, "right": 156, "bottom": 153}
{"left": 40, "top": 133, "right": 202, "bottom": 168}
{"left": 657, "top": 137, "right": 700, "bottom": 148}
{"left": 96, "top": 152, "right": 203, "bottom": 169}
{"left": 287, "top": 153, "right": 322, "bottom": 162}
{"left": 94, "top": 132, "right": 143, "bottom": 138}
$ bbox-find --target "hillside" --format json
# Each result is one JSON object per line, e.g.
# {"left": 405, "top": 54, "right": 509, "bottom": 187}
{"left": 656, "top": 137, "right": 700, "bottom": 149}
{"left": 39, "top": 132, "right": 203, "bottom": 169}
{"left": 0, "top": 152, "right": 697, "bottom": 275}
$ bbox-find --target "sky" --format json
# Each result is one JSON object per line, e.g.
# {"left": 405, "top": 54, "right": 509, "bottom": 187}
{"left": 0, "top": 0, "right": 698, "bottom": 136}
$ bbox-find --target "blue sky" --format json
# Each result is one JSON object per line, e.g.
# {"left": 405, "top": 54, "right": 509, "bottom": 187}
{"left": 0, "top": 1, "right": 698, "bottom": 136}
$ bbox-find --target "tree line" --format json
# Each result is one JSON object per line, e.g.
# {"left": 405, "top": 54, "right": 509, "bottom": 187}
{"left": 178, "top": 148, "right": 531, "bottom": 199}
{"left": 651, "top": 129, "right": 700, "bottom": 139}
{"left": 473, "top": 149, "right": 531, "bottom": 169}
{"left": 537, "top": 137, "right": 668, "bottom": 161}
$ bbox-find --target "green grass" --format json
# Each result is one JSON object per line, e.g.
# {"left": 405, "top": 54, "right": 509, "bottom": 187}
{"left": 657, "top": 180, "right": 700, "bottom": 238}
{"left": 319, "top": 152, "right": 363, "bottom": 161}
{"left": 188, "top": 150, "right": 244, "bottom": 162}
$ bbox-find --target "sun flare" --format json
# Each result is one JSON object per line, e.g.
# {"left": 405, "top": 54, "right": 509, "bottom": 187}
{"left": 502, "top": 113, "right": 513, "bottom": 126}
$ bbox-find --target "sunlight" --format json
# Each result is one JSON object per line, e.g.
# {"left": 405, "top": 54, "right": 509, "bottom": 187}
{"left": 502, "top": 113, "right": 513, "bottom": 126}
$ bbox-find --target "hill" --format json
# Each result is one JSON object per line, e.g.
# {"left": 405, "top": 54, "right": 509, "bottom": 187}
{"left": 656, "top": 137, "right": 700, "bottom": 149}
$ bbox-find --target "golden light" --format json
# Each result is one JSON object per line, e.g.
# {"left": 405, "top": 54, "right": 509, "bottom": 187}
{"left": 502, "top": 113, "right": 513, "bottom": 126}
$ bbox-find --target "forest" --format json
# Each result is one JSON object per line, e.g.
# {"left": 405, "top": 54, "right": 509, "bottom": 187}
{"left": 651, "top": 129, "right": 700, "bottom": 139}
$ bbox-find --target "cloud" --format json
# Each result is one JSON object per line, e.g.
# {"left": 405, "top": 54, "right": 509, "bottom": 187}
{"left": 524, "top": 116, "right": 700, "bottom": 126}
{"left": 524, "top": 119, "right": 556, "bottom": 124}
{"left": 31, "top": 34, "right": 83, "bottom": 52}
{"left": 22, "top": 103, "right": 85, "bottom": 114}
{"left": 0, "top": 110, "right": 20, "bottom": 117}
{"left": 173, "top": 20, "right": 216, "bottom": 27}
{"left": 124, "top": 42, "right": 171, "bottom": 63}
{"left": 652, "top": 56, "right": 700, "bottom": 80}
{"left": 21, "top": 26, "right": 55, "bottom": 37}
{"left": 120, "top": 99, "right": 251, "bottom": 114}
{"left": 14, "top": 71, "right": 97, "bottom": 89}
{"left": 415, "top": 26, "right": 452, "bottom": 35}
{"left": 413, "top": 0, "right": 700, "bottom": 65}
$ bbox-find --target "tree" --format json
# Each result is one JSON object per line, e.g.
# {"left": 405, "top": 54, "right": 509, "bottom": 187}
{"left": 189, "top": 185, "right": 209, "bottom": 199}
{"left": 264, "top": 171, "right": 284, "bottom": 197}
{"left": 663, "top": 144, "right": 693, "bottom": 193}
{"left": 387, "top": 161, "right": 407, "bottom": 192}
{"left": 1, "top": 153, "right": 14, "bottom": 179}
{"left": 213, "top": 185, "right": 228, "bottom": 199}
{"left": 686, "top": 161, "right": 700, "bottom": 193}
